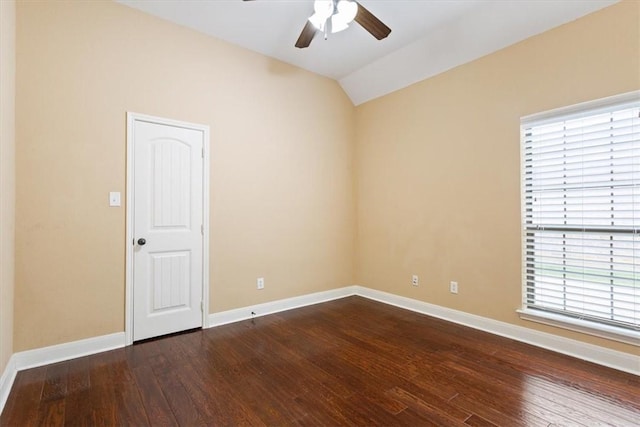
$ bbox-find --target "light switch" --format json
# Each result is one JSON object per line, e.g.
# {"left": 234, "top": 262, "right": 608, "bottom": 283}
{"left": 109, "top": 192, "right": 121, "bottom": 207}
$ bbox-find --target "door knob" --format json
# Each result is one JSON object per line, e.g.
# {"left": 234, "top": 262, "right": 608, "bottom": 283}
{"left": 137, "top": 238, "right": 146, "bottom": 246}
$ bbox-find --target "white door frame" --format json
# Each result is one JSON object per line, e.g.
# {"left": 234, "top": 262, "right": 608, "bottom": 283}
{"left": 125, "top": 112, "right": 210, "bottom": 345}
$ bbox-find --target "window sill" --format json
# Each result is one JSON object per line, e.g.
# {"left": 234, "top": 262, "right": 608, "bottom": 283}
{"left": 517, "top": 309, "right": 639, "bottom": 347}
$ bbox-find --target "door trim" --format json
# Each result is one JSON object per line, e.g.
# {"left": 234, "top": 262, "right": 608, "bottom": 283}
{"left": 125, "top": 112, "right": 210, "bottom": 345}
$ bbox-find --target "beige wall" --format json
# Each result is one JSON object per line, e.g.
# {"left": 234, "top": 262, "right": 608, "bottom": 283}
{"left": 0, "top": 0, "right": 16, "bottom": 373}
{"left": 15, "top": 1, "right": 355, "bottom": 351}
{"left": 355, "top": 0, "right": 639, "bottom": 355}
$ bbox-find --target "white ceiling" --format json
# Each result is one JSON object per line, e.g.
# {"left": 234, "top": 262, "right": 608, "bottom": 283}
{"left": 117, "top": 0, "right": 617, "bottom": 105}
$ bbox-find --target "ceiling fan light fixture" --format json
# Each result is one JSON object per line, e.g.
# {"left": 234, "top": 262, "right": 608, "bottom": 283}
{"left": 331, "top": 0, "right": 357, "bottom": 33}
{"left": 331, "top": 14, "right": 349, "bottom": 33}
{"left": 308, "top": 13, "right": 326, "bottom": 30}
{"left": 309, "top": 0, "right": 334, "bottom": 30}
{"left": 313, "top": 0, "right": 334, "bottom": 20}
{"left": 337, "top": 0, "right": 358, "bottom": 23}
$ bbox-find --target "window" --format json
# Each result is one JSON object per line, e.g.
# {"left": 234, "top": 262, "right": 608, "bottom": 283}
{"left": 520, "top": 92, "right": 639, "bottom": 344}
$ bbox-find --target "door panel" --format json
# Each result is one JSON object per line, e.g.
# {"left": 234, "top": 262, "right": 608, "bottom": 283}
{"left": 150, "top": 251, "right": 190, "bottom": 313}
{"left": 132, "top": 120, "right": 204, "bottom": 341}
{"left": 151, "top": 140, "right": 191, "bottom": 228}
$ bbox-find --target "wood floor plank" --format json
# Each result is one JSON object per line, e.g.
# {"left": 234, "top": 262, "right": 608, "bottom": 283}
{"left": 1, "top": 366, "right": 47, "bottom": 427}
{"left": 41, "top": 362, "right": 69, "bottom": 402}
{"left": 64, "top": 352, "right": 123, "bottom": 426}
{"left": 309, "top": 325, "right": 421, "bottom": 380}
{"left": 441, "top": 356, "right": 574, "bottom": 426}
{"left": 153, "top": 368, "right": 210, "bottom": 426}
{"left": 443, "top": 349, "right": 629, "bottom": 426}
{"left": 35, "top": 398, "right": 65, "bottom": 426}
{"left": 311, "top": 351, "right": 409, "bottom": 415}
{"left": 217, "top": 358, "right": 310, "bottom": 426}
{"left": 112, "top": 379, "right": 150, "bottom": 427}
{"left": 293, "top": 386, "right": 379, "bottom": 427}
{"left": 395, "top": 407, "right": 453, "bottom": 427}
{"left": 385, "top": 386, "right": 469, "bottom": 426}
{"left": 464, "top": 413, "right": 499, "bottom": 427}
{"left": 410, "top": 365, "right": 460, "bottom": 401}
{"left": 131, "top": 365, "right": 178, "bottom": 426}
{"left": 66, "top": 355, "right": 91, "bottom": 395}
{"left": 450, "top": 393, "right": 548, "bottom": 427}
{"left": 524, "top": 374, "right": 640, "bottom": 425}
{"left": 254, "top": 323, "right": 355, "bottom": 398}
{"left": 177, "top": 358, "right": 268, "bottom": 426}
{"left": 2, "top": 296, "right": 638, "bottom": 427}
{"left": 346, "top": 392, "right": 411, "bottom": 426}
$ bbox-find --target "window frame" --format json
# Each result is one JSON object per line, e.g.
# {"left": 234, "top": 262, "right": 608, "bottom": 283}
{"left": 518, "top": 91, "right": 640, "bottom": 346}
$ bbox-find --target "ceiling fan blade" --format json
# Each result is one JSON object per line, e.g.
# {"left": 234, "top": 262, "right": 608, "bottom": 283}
{"left": 295, "top": 21, "right": 317, "bottom": 48}
{"left": 354, "top": 2, "right": 391, "bottom": 40}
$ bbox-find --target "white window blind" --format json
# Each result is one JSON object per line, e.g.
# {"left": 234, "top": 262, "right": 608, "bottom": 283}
{"left": 521, "top": 93, "right": 639, "bottom": 333}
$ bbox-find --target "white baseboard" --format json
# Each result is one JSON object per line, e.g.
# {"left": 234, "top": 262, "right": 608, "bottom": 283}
{"left": 13, "top": 332, "right": 126, "bottom": 372}
{"left": 353, "top": 286, "right": 639, "bottom": 376}
{"left": 208, "top": 286, "right": 358, "bottom": 327}
{"left": 0, "top": 355, "right": 17, "bottom": 414}
{"left": 0, "top": 332, "right": 125, "bottom": 414}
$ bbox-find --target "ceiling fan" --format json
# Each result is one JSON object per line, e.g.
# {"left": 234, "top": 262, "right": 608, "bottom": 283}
{"left": 243, "top": 0, "right": 391, "bottom": 48}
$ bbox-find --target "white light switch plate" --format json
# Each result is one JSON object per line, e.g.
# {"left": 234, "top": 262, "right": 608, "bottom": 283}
{"left": 109, "top": 192, "right": 121, "bottom": 207}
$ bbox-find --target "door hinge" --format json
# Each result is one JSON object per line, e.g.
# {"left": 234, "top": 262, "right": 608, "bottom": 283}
{"left": 201, "top": 224, "right": 204, "bottom": 235}
{"left": 200, "top": 301, "right": 204, "bottom": 312}
{"left": 202, "top": 148, "right": 204, "bottom": 158}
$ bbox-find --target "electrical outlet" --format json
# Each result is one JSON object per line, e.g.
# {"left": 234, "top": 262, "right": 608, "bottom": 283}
{"left": 257, "top": 277, "right": 264, "bottom": 290}
{"left": 412, "top": 275, "right": 419, "bottom": 286}
{"left": 450, "top": 281, "right": 458, "bottom": 294}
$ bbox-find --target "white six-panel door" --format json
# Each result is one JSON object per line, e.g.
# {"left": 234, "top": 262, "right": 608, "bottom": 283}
{"left": 129, "top": 116, "right": 206, "bottom": 341}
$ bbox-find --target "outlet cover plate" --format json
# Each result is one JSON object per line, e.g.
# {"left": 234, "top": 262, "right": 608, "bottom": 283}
{"left": 450, "top": 281, "right": 458, "bottom": 294}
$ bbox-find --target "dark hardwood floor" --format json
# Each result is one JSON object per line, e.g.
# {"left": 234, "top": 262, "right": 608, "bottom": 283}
{"left": 2, "top": 296, "right": 639, "bottom": 426}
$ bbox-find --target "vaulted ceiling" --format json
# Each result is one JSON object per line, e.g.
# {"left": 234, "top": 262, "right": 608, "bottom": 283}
{"left": 117, "top": 0, "right": 617, "bottom": 105}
